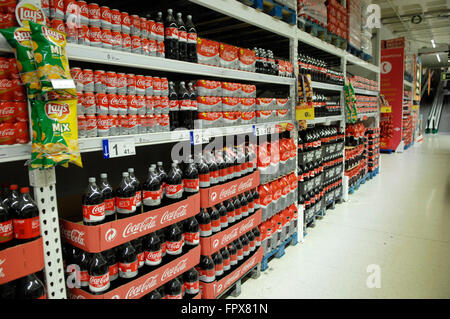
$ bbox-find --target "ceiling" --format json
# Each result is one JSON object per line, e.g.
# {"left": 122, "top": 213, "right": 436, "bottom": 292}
{"left": 373, "top": 0, "right": 450, "bottom": 67}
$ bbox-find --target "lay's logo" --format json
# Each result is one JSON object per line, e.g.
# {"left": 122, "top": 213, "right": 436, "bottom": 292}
{"left": 43, "top": 26, "right": 66, "bottom": 46}
{"left": 46, "top": 102, "right": 70, "bottom": 120}
{"left": 16, "top": 2, "right": 46, "bottom": 26}
{"left": 13, "top": 29, "right": 31, "bottom": 45}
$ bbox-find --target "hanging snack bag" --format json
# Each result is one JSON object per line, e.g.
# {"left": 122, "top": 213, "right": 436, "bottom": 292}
{"left": 30, "top": 98, "right": 82, "bottom": 169}
{"left": 28, "top": 21, "right": 76, "bottom": 98}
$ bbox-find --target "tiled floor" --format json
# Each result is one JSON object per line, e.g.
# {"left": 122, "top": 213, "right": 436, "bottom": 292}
{"left": 230, "top": 134, "right": 450, "bottom": 299}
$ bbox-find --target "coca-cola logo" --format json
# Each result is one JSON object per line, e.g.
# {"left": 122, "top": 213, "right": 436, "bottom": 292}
{"left": 160, "top": 205, "right": 188, "bottom": 225}
{"left": 101, "top": 10, "right": 111, "bottom": 20}
{"left": 242, "top": 256, "right": 256, "bottom": 273}
{"left": 63, "top": 228, "right": 85, "bottom": 246}
{"left": 200, "top": 44, "right": 218, "bottom": 56}
{"left": 0, "top": 259, "right": 4, "bottom": 278}
{"left": 161, "top": 258, "right": 188, "bottom": 281}
{"left": 210, "top": 192, "right": 217, "bottom": 202}
{"left": 221, "top": 228, "right": 238, "bottom": 245}
{"left": 89, "top": 7, "right": 100, "bottom": 17}
{"left": 122, "top": 216, "right": 157, "bottom": 238}
{"left": 105, "top": 228, "right": 117, "bottom": 242}
{"left": 122, "top": 15, "right": 130, "bottom": 25}
{"left": 0, "top": 222, "right": 12, "bottom": 233}
{"left": 238, "top": 178, "right": 253, "bottom": 192}
{"left": 90, "top": 29, "right": 101, "bottom": 40}
{"left": 0, "top": 79, "right": 12, "bottom": 88}
{"left": 213, "top": 238, "right": 220, "bottom": 248}
{"left": 239, "top": 219, "right": 254, "bottom": 234}
{"left": 124, "top": 275, "right": 158, "bottom": 299}
{"left": 90, "top": 274, "right": 109, "bottom": 287}
{"left": 0, "top": 105, "right": 14, "bottom": 116}
{"left": 224, "top": 269, "right": 241, "bottom": 290}
{"left": 218, "top": 185, "right": 237, "bottom": 200}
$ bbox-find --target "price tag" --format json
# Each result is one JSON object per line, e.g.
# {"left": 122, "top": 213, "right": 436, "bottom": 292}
{"left": 202, "top": 130, "right": 210, "bottom": 144}
{"left": 106, "top": 52, "right": 120, "bottom": 62}
{"left": 103, "top": 138, "right": 135, "bottom": 159}
{"left": 380, "top": 106, "right": 392, "bottom": 113}
{"left": 190, "top": 130, "right": 203, "bottom": 145}
{"left": 296, "top": 102, "right": 315, "bottom": 120}
{"left": 51, "top": 79, "right": 75, "bottom": 89}
{"left": 254, "top": 125, "right": 266, "bottom": 136}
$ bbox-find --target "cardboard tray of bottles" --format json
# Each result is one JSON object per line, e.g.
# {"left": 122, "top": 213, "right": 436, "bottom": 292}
{"left": 67, "top": 245, "right": 201, "bottom": 299}
{"left": 0, "top": 237, "right": 44, "bottom": 285}
{"left": 200, "top": 209, "right": 262, "bottom": 256}
{"left": 199, "top": 246, "right": 263, "bottom": 299}
{"left": 60, "top": 193, "right": 200, "bottom": 253}
{"left": 200, "top": 171, "right": 260, "bottom": 208}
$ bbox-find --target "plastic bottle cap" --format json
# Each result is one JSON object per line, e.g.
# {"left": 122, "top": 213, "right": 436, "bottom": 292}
{"left": 123, "top": 172, "right": 129, "bottom": 177}
{"left": 128, "top": 168, "right": 134, "bottom": 173}
{"left": 20, "top": 187, "right": 29, "bottom": 193}
{"left": 149, "top": 167, "right": 155, "bottom": 172}
{"left": 89, "top": 177, "right": 96, "bottom": 183}
{"left": 157, "top": 161, "right": 163, "bottom": 165}
{"left": 100, "top": 173, "right": 107, "bottom": 179}
{"left": 10, "top": 184, "right": 18, "bottom": 190}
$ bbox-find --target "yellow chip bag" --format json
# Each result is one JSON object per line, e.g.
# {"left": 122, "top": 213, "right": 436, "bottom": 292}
{"left": 30, "top": 99, "right": 82, "bottom": 169}
{"left": 28, "top": 21, "right": 76, "bottom": 98}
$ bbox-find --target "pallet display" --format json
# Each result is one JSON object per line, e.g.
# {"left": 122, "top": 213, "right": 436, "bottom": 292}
{"left": 0, "top": 0, "right": 381, "bottom": 299}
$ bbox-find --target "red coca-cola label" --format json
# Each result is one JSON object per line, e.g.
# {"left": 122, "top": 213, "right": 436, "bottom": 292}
{"left": 82, "top": 203, "right": 106, "bottom": 222}
{"left": 220, "top": 43, "right": 238, "bottom": 62}
{"left": 78, "top": 269, "right": 89, "bottom": 284}
{"left": 165, "top": 184, "right": 183, "bottom": 198}
{"left": 166, "top": 293, "right": 182, "bottom": 299}
{"left": 211, "top": 218, "right": 220, "bottom": 229}
{"left": 119, "top": 261, "right": 138, "bottom": 275}
{"left": 184, "top": 231, "right": 199, "bottom": 245}
{"left": 89, "top": 26, "right": 101, "bottom": 44}
{"left": 89, "top": 273, "right": 109, "bottom": 293}
{"left": 166, "top": 240, "right": 183, "bottom": 255}
{"left": 145, "top": 249, "right": 162, "bottom": 265}
{"left": 239, "top": 48, "right": 256, "bottom": 66}
{"left": 143, "top": 188, "right": 162, "bottom": 202}
{"left": 199, "top": 223, "right": 211, "bottom": 233}
{"left": 116, "top": 196, "right": 135, "bottom": 212}
{"left": 164, "top": 27, "right": 178, "bottom": 40}
{"left": 104, "top": 198, "right": 115, "bottom": 213}
{"left": 185, "top": 280, "right": 199, "bottom": 293}
{"left": 109, "top": 263, "right": 118, "bottom": 278}
{"left": 12, "top": 216, "right": 40, "bottom": 240}
{"left": 0, "top": 102, "right": 15, "bottom": 123}
{"left": 0, "top": 220, "right": 13, "bottom": 243}
{"left": 197, "top": 38, "right": 219, "bottom": 58}
{"left": 187, "top": 32, "right": 197, "bottom": 44}
{"left": 101, "top": 29, "right": 112, "bottom": 46}
{"left": 183, "top": 179, "right": 199, "bottom": 192}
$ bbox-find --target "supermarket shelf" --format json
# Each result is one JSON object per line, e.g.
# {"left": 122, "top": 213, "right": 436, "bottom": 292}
{"left": 297, "top": 29, "right": 346, "bottom": 58}
{"left": 189, "top": 0, "right": 296, "bottom": 39}
{"left": 307, "top": 115, "right": 344, "bottom": 124}
{"left": 354, "top": 88, "right": 379, "bottom": 96}
{"left": 0, "top": 39, "right": 295, "bottom": 86}
{"left": 357, "top": 112, "right": 378, "bottom": 120}
{"left": 345, "top": 53, "right": 380, "bottom": 74}
{"left": 311, "top": 81, "right": 343, "bottom": 92}
{"left": 0, "top": 143, "right": 31, "bottom": 163}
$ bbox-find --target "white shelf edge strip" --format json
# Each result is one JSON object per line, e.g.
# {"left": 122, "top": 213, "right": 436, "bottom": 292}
{"left": 345, "top": 54, "right": 380, "bottom": 74}
{"left": 307, "top": 115, "right": 344, "bottom": 124}
{"left": 311, "top": 81, "right": 344, "bottom": 92}
{"left": 354, "top": 88, "right": 379, "bottom": 96}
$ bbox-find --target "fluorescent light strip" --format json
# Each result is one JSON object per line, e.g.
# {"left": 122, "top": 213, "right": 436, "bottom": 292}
{"left": 431, "top": 39, "right": 436, "bottom": 48}
{"left": 436, "top": 54, "right": 441, "bottom": 62}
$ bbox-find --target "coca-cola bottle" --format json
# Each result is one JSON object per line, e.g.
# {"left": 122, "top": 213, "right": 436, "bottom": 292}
{"left": 15, "top": 273, "right": 46, "bottom": 299}
{"left": 128, "top": 168, "right": 142, "bottom": 213}
{"left": 178, "top": 81, "right": 192, "bottom": 130}
{"left": 103, "top": 248, "right": 118, "bottom": 282}
{"left": 183, "top": 216, "right": 199, "bottom": 247}
{"left": 75, "top": 250, "right": 91, "bottom": 288}
{"left": 144, "top": 290, "right": 162, "bottom": 299}
{"left": 143, "top": 232, "right": 162, "bottom": 267}
{"left": 241, "top": 234, "right": 250, "bottom": 257}
{"left": 88, "top": 252, "right": 110, "bottom": 295}
{"left": 215, "top": 150, "right": 226, "bottom": 184}
{"left": 157, "top": 286, "right": 166, "bottom": 299}
{"left": 246, "top": 191, "right": 254, "bottom": 214}
{"left": 186, "top": 15, "right": 197, "bottom": 63}
{"left": 187, "top": 81, "right": 197, "bottom": 128}
{"left": 165, "top": 224, "right": 183, "bottom": 257}
{"left": 165, "top": 278, "right": 182, "bottom": 299}
{"left": 156, "top": 161, "right": 168, "bottom": 199}
{"left": 224, "top": 199, "right": 235, "bottom": 225}
{"left": 183, "top": 267, "right": 199, "bottom": 296}
{"left": 253, "top": 227, "right": 261, "bottom": 247}
{"left": 99, "top": 174, "right": 115, "bottom": 222}
{"left": 205, "top": 152, "right": 219, "bottom": 185}
{"left": 132, "top": 237, "right": 145, "bottom": 269}
{"left": 212, "top": 251, "right": 224, "bottom": 277}
{"left": 207, "top": 206, "right": 221, "bottom": 234}
{"left": 165, "top": 162, "right": 184, "bottom": 203}
{"left": 183, "top": 158, "right": 199, "bottom": 197}
{"left": 233, "top": 196, "right": 242, "bottom": 222}
{"left": 5, "top": 184, "right": 20, "bottom": 212}
{"left": 82, "top": 178, "right": 105, "bottom": 226}
{"left": 239, "top": 193, "right": 249, "bottom": 218}
{"left": 252, "top": 188, "right": 260, "bottom": 210}
{"left": 12, "top": 188, "right": 40, "bottom": 243}
{"left": 227, "top": 242, "right": 238, "bottom": 267}
{"left": 164, "top": 9, "right": 179, "bottom": 60}
{"left": 198, "top": 255, "right": 215, "bottom": 283}
{"left": 157, "top": 229, "right": 167, "bottom": 257}
{"left": 116, "top": 172, "right": 137, "bottom": 219}
{"left": 247, "top": 231, "right": 256, "bottom": 252}
{"left": 176, "top": 12, "right": 187, "bottom": 61}
{"left": 215, "top": 202, "right": 228, "bottom": 229}
{"left": 196, "top": 154, "right": 210, "bottom": 188}
{"left": 221, "top": 247, "right": 231, "bottom": 272}
{"left": 117, "top": 242, "right": 138, "bottom": 280}
{"left": 196, "top": 208, "right": 211, "bottom": 237}
{"left": 142, "top": 166, "right": 162, "bottom": 212}
{"left": 0, "top": 202, "right": 13, "bottom": 249}
{"left": 234, "top": 238, "right": 244, "bottom": 262}
{"left": 168, "top": 81, "right": 179, "bottom": 130}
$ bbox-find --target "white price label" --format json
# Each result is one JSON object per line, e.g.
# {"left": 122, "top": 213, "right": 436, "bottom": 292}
{"left": 103, "top": 138, "right": 135, "bottom": 159}
{"left": 254, "top": 125, "right": 266, "bottom": 136}
{"left": 51, "top": 79, "right": 75, "bottom": 89}
{"left": 202, "top": 130, "right": 210, "bottom": 144}
{"left": 106, "top": 52, "right": 120, "bottom": 62}
{"left": 190, "top": 130, "right": 203, "bottom": 145}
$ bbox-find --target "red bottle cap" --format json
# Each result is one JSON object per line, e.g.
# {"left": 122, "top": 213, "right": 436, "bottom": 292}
{"left": 20, "top": 187, "right": 29, "bottom": 193}
{"left": 10, "top": 184, "right": 18, "bottom": 190}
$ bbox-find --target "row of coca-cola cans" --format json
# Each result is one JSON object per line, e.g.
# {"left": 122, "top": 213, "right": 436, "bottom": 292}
{"left": 196, "top": 80, "right": 256, "bottom": 98}
{"left": 70, "top": 68, "right": 169, "bottom": 96}
{"left": 196, "top": 97, "right": 292, "bottom": 112}
{"left": 78, "top": 113, "right": 170, "bottom": 139}
{"left": 197, "top": 109, "right": 291, "bottom": 128}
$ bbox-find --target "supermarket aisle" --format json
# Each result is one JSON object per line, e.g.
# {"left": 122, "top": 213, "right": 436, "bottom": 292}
{"left": 230, "top": 134, "right": 450, "bottom": 299}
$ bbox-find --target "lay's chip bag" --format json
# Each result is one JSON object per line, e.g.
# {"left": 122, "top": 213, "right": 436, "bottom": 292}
{"left": 28, "top": 21, "right": 76, "bottom": 99}
{"left": 0, "top": 24, "right": 41, "bottom": 97}
{"left": 30, "top": 98, "right": 82, "bottom": 169}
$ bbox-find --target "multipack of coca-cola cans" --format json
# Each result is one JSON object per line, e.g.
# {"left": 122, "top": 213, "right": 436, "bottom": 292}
{"left": 70, "top": 67, "right": 171, "bottom": 138}
{"left": 0, "top": 57, "right": 29, "bottom": 145}
{"left": 0, "top": 0, "right": 16, "bottom": 29}
{"left": 197, "top": 229, "right": 261, "bottom": 283}
{"left": 258, "top": 203, "right": 298, "bottom": 255}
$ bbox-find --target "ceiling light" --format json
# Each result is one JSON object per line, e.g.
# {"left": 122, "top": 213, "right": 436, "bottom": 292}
{"left": 436, "top": 54, "right": 441, "bottom": 62}
{"left": 431, "top": 39, "right": 436, "bottom": 48}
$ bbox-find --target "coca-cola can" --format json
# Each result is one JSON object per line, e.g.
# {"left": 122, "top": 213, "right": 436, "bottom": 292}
{"left": 117, "top": 94, "right": 127, "bottom": 115}
{"left": 145, "top": 96, "right": 154, "bottom": 114}
{"left": 41, "top": 0, "right": 50, "bottom": 17}
{"left": 128, "top": 114, "right": 138, "bottom": 135}
{"left": 70, "top": 67, "right": 83, "bottom": 92}
{"left": 116, "top": 73, "right": 127, "bottom": 95}
{"left": 147, "top": 19, "right": 155, "bottom": 41}
{"left": 65, "top": 21, "right": 78, "bottom": 43}
{"left": 127, "top": 95, "right": 138, "bottom": 115}
{"left": 135, "top": 75, "right": 145, "bottom": 96}
{"left": 78, "top": 114, "right": 86, "bottom": 138}
{"left": 118, "top": 115, "right": 128, "bottom": 135}
{"left": 86, "top": 114, "right": 97, "bottom": 137}
{"left": 97, "top": 114, "right": 110, "bottom": 137}
{"left": 95, "top": 92, "right": 108, "bottom": 114}
{"left": 130, "top": 14, "right": 140, "bottom": 36}
{"left": 136, "top": 95, "right": 146, "bottom": 115}
{"left": 82, "top": 69, "right": 94, "bottom": 92}
{"left": 94, "top": 69, "right": 105, "bottom": 93}
{"left": 138, "top": 114, "right": 146, "bottom": 134}
{"left": 77, "top": 1, "right": 89, "bottom": 25}
{"left": 144, "top": 76, "right": 153, "bottom": 96}
{"left": 156, "top": 41, "right": 165, "bottom": 58}
{"left": 121, "top": 12, "right": 130, "bottom": 34}
{"left": 76, "top": 92, "right": 84, "bottom": 115}
{"left": 107, "top": 93, "right": 119, "bottom": 115}
{"left": 148, "top": 39, "right": 157, "bottom": 57}
{"left": 160, "top": 96, "right": 169, "bottom": 114}
{"left": 140, "top": 17, "right": 148, "bottom": 39}
{"left": 64, "top": 0, "right": 78, "bottom": 22}
{"left": 88, "top": 2, "right": 100, "bottom": 26}
{"left": 51, "top": 19, "right": 65, "bottom": 33}
{"left": 121, "top": 33, "right": 131, "bottom": 52}
{"left": 111, "top": 30, "right": 122, "bottom": 50}
{"left": 160, "top": 113, "right": 170, "bottom": 132}
{"left": 101, "top": 28, "right": 112, "bottom": 49}
{"left": 100, "top": 6, "right": 111, "bottom": 29}
{"left": 153, "top": 21, "right": 164, "bottom": 42}
{"left": 111, "top": 9, "right": 121, "bottom": 31}
{"left": 83, "top": 92, "right": 96, "bottom": 114}
{"left": 109, "top": 114, "right": 119, "bottom": 136}
{"left": 161, "top": 77, "right": 168, "bottom": 96}
{"left": 152, "top": 77, "right": 161, "bottom": 96}
{"left": 126, "top": 73, "right": 136, "bottom": 95}
{"left": 78, "top": 24, "right": 89, "bottom": 45}
{"left": 147, "top": 114, "right": 155, "bottom": 133}
{"left": 131, "top": 35, "right": 141, "bottom": 55}
{"left": 51, "top": 0, "right": 64, "bottom": 19}
{"left": 105, "top": 71, "right": 117, "bottom": 94}
{"left": 153, "top": 96, "right": 161, "bottom": 113}
{"left": 89, "top": 26, "right": 101, "bottom": 47}
{"left": 141, "top": 38, "right": 149, "bottom": 56}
